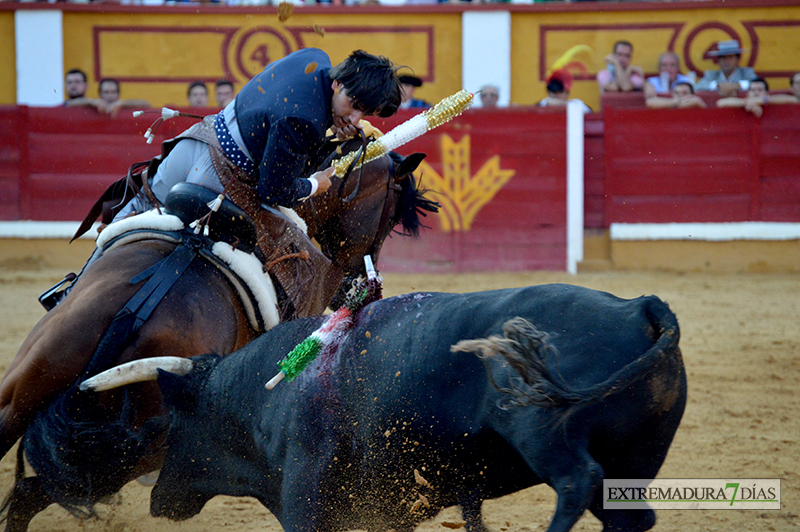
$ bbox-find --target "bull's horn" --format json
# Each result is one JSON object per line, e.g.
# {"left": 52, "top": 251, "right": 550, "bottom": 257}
{"left": 79, "top": 357, "right": 194, "bottom": 392}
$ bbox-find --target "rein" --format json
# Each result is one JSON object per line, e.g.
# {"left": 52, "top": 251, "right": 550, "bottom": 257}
{"left": 336, "top": 129, "right": 370, "bottom": 204}
{"left": 369, "top": 159, "right": 403, "bottom": 259}
{"left": 310, "top": 154, "right": 401, "bottom": 267}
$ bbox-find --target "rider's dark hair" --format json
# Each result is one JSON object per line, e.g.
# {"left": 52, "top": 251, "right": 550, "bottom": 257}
{"left": 329, "top": 50, "right": 402, "bottom": 118}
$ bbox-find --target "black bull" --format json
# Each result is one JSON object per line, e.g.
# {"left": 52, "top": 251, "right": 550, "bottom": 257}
{"left": 143, "top": 284, "right": 686, "bottom": 532}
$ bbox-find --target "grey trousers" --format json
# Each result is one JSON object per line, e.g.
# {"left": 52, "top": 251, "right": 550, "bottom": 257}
{"left": 113, "top": 138, "right": 224, "bottom": 221}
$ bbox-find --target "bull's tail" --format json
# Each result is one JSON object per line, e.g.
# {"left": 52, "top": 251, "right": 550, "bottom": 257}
{"left": 451, "top": 298, "right": 680, "bottom": 409}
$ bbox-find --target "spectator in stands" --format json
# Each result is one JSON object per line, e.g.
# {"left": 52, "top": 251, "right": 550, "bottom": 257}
{"left": 768, "top": 71, "right": 800, "bottom": 103}
{"left": 716, "top": 76, "right": 798, "bottom": 117}
{"left": 187, "top": 81, "right": 209, "bottom": 107}
{"left": 97, "top": 78, "right": 151, "bottom": 116}
{"left": 215, "top": 79, "right": 236, "bottom": 108}
{"left": 398, "top": 75, "right": 431, "bottom": 109}
{"left": 479, "top": 84, "right": 500, "bottom": 108}
{"left": 64, "top": 68, "right": 88, "bottom": 102}
{"left": 538, "top": 69, "right": 592, "bottom": 113}
{"left": 65, "top": 75, "right": 150, "bottom": 116}
{"left": 791, "top": 72, "right": 800, "bottom": 100}
{"left": 597, "top": 40, "right": 644, "bottom": 93}
{"left": 98, "top": 78, "right": 120, "bottom": 104}
{"left": 643, "top": 52, "right": 693, "bottom": 95}
{"left": 695, "top": 40, "right": 757, "bottom": 97}
{"left": 645, "top": 80, "right": 706, "bottom": 109}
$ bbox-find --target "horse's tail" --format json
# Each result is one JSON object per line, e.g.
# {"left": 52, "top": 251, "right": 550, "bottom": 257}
{"left": 451, "top": 297, "right": 681, "bottom": 409}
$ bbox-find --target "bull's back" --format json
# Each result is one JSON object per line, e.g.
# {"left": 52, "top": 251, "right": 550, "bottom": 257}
{"left": 328, "top": 284, "right": 677, "bottom": 443}
{"left": 352, "top": 284, "right": 675, "bottom": 385}
{"left": 342, "top": 284, "right": 682, "bottom": 449}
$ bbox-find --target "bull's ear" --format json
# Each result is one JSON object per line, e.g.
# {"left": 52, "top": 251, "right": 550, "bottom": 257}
{"left": 396, "top": 153, "right": 427, "bottom": 181}
{"left": 157, "top": 354, "right": 221, "bottom": 413}
{"left": 157, "top": 369, "right": 197, "bottom": 413}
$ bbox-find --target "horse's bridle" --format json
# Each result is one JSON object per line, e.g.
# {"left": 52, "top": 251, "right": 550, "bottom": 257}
{"left": 337, "top": 130, "right": 370, "bottom": 204}
{"left": 308, "top": 154, "right": 402, "bottom": 267}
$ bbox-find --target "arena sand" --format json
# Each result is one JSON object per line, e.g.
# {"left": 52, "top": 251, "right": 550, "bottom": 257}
{"left": 1, "top": 258, "right": 797, "bottom": 531}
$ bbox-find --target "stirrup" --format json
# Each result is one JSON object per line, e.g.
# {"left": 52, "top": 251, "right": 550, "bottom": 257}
{"left": 38, "top": 273, "right": 77, "bottom": 311}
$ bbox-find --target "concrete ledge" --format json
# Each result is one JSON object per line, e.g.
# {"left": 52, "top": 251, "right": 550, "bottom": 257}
{"left": 610, "top": 222, "right": 800, "bottom": 241}
{"left": 611, "top": 239, "right": 800, "bottom": 273}
{"left": 0, "top": 239, "right": 96, "bottom": 271}
{"left": 3, "top": 223, "right": 799, "bottom": 274}
{"left": 605, "top": 222, "right": 800, "bottom": 272}
{"left": 0, "top": 221, "right": 99, "bottom": 240}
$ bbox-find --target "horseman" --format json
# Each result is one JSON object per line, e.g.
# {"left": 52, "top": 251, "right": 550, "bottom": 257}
{"left": 97, "top": 48, "right": 402, "bottom": 317}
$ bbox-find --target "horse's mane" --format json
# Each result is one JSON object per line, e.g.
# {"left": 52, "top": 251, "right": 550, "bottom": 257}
{"left": 387, "top": 151, "right": 438, "bottom": 238}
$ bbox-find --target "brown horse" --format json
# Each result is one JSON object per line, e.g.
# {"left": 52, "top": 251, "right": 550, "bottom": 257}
{"left": 0, "top": 141, "right": 435, "bottom": 531}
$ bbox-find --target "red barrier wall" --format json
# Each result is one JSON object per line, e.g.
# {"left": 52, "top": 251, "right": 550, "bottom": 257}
{"left": 1, "top": 104, "right": 799, "bottom": 272}
{"left": 374, "top": 108, "right": 569, "bottom": 272}
{"left": 603, "top": 105, "right": 800, "bottom": 224}
{"left": 0, "top": 107, "right": 25, "bottom": 220}
{"left": 759, "top": 107, "right": 800, "bottom": 221}
{"left": 0, "top": 105, "right": 190, "bottom": 221}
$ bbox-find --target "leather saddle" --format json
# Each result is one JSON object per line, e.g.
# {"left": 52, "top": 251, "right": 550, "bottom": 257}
{"left": 163, "top": 182, "right": 257, "bottom": 255}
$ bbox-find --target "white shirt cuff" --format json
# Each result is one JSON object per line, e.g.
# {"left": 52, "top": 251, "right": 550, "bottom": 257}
{"left": 305, "top": 177, "right": 319, "bottom": 200}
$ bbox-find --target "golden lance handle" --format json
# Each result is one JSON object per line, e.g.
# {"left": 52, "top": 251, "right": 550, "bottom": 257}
{"left": 332, "top": 89, "right": 474, "bottom": 177}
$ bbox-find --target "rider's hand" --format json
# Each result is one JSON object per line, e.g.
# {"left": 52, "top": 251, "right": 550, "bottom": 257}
{"left": 331, "top": 122, "right": 363, "bottom": 141}
{"left": 312, "top": 167, "right": 335, "bottom": 196}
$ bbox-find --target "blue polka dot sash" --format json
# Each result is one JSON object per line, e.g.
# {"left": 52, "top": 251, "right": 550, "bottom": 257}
{"left": 214, "top": 112, "right": 256, "bottom": 176}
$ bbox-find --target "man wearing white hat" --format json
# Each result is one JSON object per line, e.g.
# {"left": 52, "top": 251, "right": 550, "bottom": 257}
{"left": 696, "top": 40, "right": 757, "bottom": 95}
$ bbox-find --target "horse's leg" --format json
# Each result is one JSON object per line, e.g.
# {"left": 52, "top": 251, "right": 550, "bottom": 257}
{"left": 0, "top": 302, "right": 108, "bottom": 458}
{"left": 3, "top": 477, "right": 52, "bottom": 532}
{"left": 0, "top": 252, "right": 155, "bottom": 459}
{"left": 1, "top": 445, "right": 51, "bottom": 532}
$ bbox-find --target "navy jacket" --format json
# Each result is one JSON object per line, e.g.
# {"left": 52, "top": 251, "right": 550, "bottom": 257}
{"left": 235, "top": 48, "right": 334, "bottom": 207}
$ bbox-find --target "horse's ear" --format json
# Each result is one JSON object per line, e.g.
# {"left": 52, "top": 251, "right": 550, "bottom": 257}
{"left": 395, "top": 153, "right": 427, "bottom": 181}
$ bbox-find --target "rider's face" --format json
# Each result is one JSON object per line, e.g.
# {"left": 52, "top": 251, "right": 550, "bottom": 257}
{"left": 331, "top": 80, "right": 366, "bottom": 130}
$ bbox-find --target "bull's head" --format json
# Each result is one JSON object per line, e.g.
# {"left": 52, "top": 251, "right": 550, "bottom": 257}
{"left": 82, "top": 354, "right": 278, "bottom": 521}
{"left": 82, "top": 355, "right": 223, "bottom": 520}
